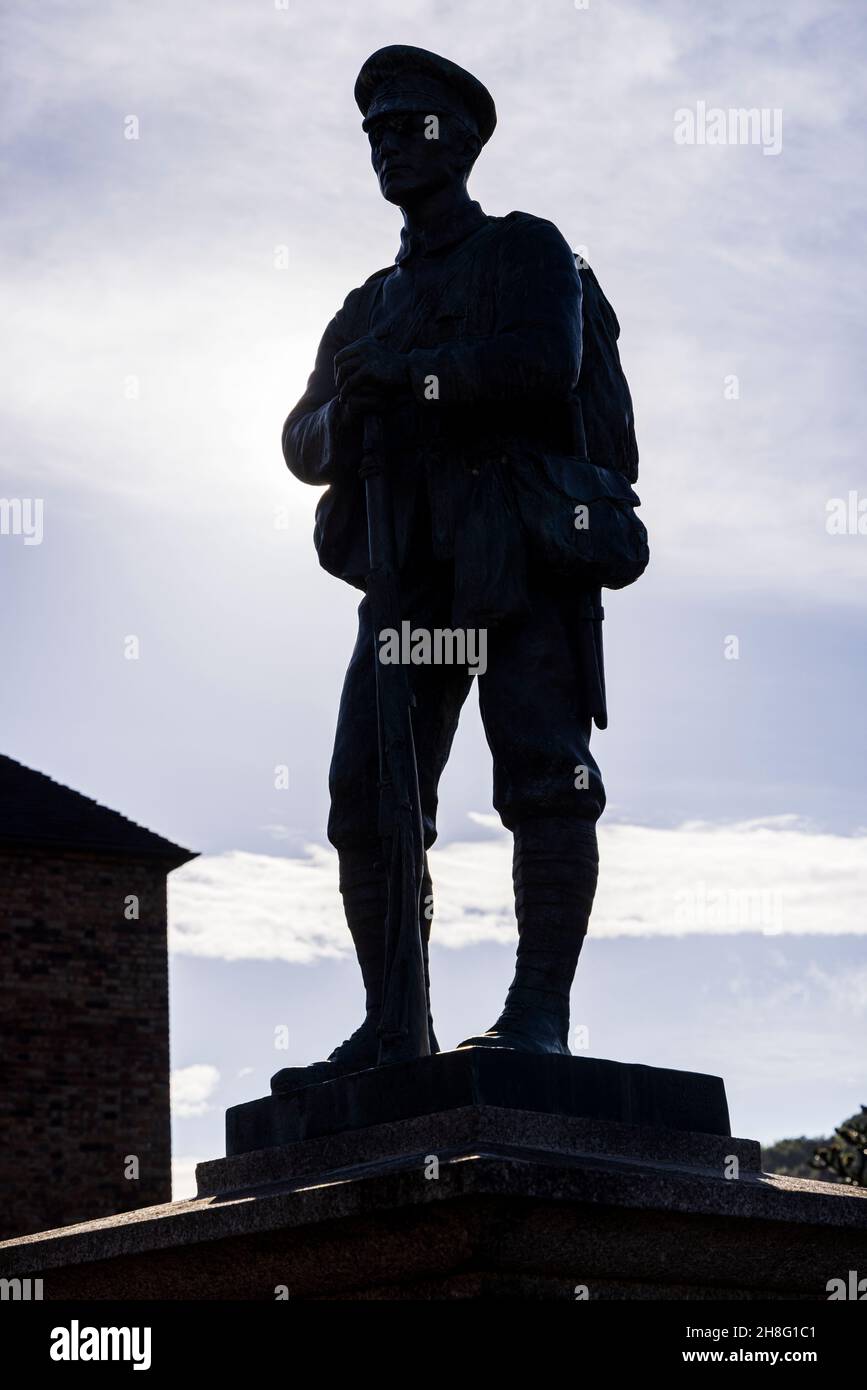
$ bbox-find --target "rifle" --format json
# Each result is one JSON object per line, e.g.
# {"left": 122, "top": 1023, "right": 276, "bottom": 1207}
{"left": 360, "top": 412, "right": 430, "bottom": 1065}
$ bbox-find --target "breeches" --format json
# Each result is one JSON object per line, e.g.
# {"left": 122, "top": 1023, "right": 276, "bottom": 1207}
{"left": 327, "top": 565, "right": 606, "bottom": 851}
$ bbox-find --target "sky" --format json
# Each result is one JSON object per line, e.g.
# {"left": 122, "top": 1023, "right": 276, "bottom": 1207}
{"left": 2, "top": 0, "right": 865, "bottom": 1198}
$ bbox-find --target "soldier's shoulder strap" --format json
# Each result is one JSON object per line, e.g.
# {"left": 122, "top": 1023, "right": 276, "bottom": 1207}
{"left": 577, "top": 260, "right": 622, "bottom": 341}
{"left": 573, "top": 258, "right": 639, "bottom": 485}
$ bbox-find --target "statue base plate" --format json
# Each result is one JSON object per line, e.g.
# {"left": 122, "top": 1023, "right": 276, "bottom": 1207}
{"left": 225, "top": 1049, "right": 730, "bottom": 1158}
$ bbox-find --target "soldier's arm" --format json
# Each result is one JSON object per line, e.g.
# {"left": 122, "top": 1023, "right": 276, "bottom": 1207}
{"left": 282, "top": 307, "right": 362, "bottom": 486}
{"left": 405, "top": 217, "right": 582, "bottom": 403}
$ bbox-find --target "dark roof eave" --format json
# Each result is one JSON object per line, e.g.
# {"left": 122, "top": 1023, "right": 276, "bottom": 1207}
{"left": 0, "top": 838, "right": 199, "bottom": 871}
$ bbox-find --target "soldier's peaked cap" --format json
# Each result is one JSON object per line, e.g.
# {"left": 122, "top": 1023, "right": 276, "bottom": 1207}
{"left": 355, "top": 45, "right": 497, "bottom": 145}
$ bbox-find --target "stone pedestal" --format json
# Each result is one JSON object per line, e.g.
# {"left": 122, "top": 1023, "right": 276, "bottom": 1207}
{"left": 2, "top": 1053, "right": 866, "bottom": 1300}
{"left": 229, "top": 1049, "right": 732, "bottom": 1154}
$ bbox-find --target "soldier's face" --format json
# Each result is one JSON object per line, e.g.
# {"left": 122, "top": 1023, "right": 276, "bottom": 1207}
{"left": 366, "top": 110, "right": 467, "bottom": 206}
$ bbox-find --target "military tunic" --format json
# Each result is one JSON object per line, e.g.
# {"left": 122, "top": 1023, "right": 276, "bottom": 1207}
{"left": 284, "top": 203, "right": 618, "bottom": 848}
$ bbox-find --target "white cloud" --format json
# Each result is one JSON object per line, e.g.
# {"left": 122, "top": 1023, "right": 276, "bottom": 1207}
{"left": 171, "top": 1156, "right": 202, "bottom": 1203}
{"left": 3, "top": 0, "right": 865, "bottom": 608}
{"left": 170, "top": 1063, "right": 220, "bottom": 1119}
{"left": 168, "top": 815, "right": 867, "bottom": 964}
{"left": 170, "top": 845, "right": 347, "bottom": 963}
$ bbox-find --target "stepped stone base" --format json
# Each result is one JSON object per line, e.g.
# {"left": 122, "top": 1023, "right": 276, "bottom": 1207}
{"left": 2, "top": 1055, "right": 866, "bottom": 1300}
{"left": 231, "top": 1049, "right": 732, "bottom": 1154}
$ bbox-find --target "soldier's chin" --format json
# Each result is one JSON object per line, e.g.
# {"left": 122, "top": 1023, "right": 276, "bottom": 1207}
{"left": 380, "top": 171, "right": 420, "bottom": 205}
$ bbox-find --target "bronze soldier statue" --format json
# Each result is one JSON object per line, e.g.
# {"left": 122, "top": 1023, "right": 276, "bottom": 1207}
{"left": 274, "top": 45, "right": 647, "bottom": 1092}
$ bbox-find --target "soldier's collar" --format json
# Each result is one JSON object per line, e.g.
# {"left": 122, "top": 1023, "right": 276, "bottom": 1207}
{"left": 395, "top": 200, "right": 488, "bottom": 264}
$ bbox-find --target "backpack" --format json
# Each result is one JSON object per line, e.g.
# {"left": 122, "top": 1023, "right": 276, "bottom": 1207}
{"left": 507, "top": 255, "right": 649, "bottom": 593}
{"left": 575, "top": 260, "right": 640, "bottom": 485}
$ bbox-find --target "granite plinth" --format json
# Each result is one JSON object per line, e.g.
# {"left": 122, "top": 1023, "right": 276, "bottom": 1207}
{"left": 4, "top": 1046, "right": 863, "bottom": 1300}
{"left": 2, "top": 1105, "right": 866, "bottom": 1299}
{"left": 203, "top": 1104, "right": 754, "bottom": 1199}
{"left": 228, "top": 1049, "right": 731, "bottom": 1156}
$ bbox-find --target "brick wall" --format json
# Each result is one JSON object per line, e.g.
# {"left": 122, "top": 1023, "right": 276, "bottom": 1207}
{"left": 0, "top": 848, "right": 172, "bottom": 1238}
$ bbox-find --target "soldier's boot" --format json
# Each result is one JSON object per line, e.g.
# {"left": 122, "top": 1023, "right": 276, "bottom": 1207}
{"left": 458, "top": 817, "right": 598, "bottom": 1054}
{"left": 271, "top": 850, "right": 438, "bottom": 1094}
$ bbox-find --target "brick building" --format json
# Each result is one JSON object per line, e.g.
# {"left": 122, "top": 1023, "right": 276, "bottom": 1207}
{"left": 0, "top": 755, "right": 196, "bottom": 1239}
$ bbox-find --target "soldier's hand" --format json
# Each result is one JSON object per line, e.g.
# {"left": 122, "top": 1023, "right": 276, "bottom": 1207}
{"left": 334, "top": 336, "right": 408, "bottom": 407}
